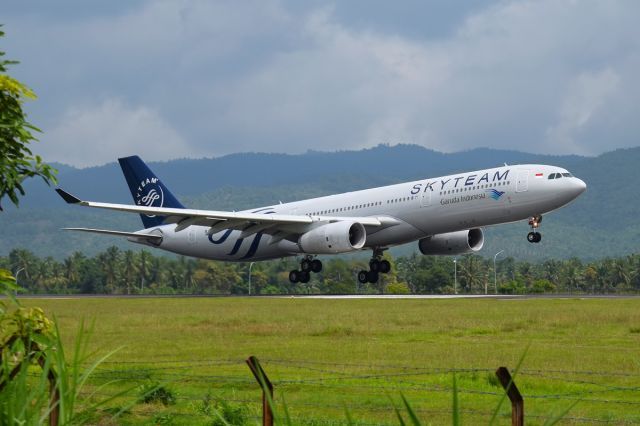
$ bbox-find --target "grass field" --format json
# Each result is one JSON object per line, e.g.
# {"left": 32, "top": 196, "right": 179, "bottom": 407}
{"left": 22, "top": 296, "right": 640, "bottom": 425}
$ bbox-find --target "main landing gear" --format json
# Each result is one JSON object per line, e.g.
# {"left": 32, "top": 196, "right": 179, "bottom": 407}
{"left": 358, "top": 249, "right": 391, "bottom": 284}
{"left": 289, "top": 256, "right": 323, "bottom": 284}
{"left": 527, "top": 214, "right": 542, "bottom": 243}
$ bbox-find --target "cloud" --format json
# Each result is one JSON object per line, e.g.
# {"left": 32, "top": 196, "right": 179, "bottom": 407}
{"left": 6, "top": 0, "right": 640, "bottom": 165}
{"left": 546, "top": 69, "right": 620, "bottom": 154}
{"left": 39, "top": 99, "right": 188, "bottom": 167}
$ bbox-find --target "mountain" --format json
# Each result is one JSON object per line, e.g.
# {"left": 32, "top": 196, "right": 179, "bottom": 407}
{"left": 0, "top": 144, "right": 636, "bottom": 261}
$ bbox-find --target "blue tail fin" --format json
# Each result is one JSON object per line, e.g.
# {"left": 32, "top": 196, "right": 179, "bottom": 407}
{"left": 118, "top": 155, "right": 185, "bottom": 228}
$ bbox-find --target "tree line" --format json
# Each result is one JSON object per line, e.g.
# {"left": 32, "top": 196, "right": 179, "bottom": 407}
{"left": 2, "top": 247, "right": 639, "bottom": 295}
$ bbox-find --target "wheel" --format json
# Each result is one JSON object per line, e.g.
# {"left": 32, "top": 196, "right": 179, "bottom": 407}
{"left": 367, "top": 271, "right": 379, "bottom": 284}
{"left": 357, "top": 270, "right": 369, "bottom": 284}
{"left": 379, "top": 260, "right": 391, "bottom": 274}
{"left": 534, "top": 232, "right": 542, "bottom": 243}
{"left": 301, "top": 259, "right": 312, "bottom": 272}
{"left": 527, "top": 232, "right": 536, "bottom": 243}
{"left": 299, "top": 271, "right": 311, "bottom": 284}
{"left": 369, "top": 259, "right": 380, "bottom": 272}
{"left": 289, "top": 270, "right": 300, "bottom": 283}
{"left": 311, "top": 259, "right": 323, "bottom": 273}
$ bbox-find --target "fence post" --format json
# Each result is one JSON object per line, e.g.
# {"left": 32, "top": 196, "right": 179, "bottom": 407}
{"left": 495, "top": 366, "right": 523, "bottom": 426}
{"left": 36, "top": 355, "right": 59, "bottom": 426}
{"left": 246, "top": 356, "right": 274, "bottom": 426}
{"left": 0, "top": 340, "right": 59, "bottom": 426}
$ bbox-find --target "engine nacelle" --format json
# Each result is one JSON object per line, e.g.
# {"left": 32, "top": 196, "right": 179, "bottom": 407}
{"left": 298, "top": 221, "right": 366, "bottom": 254}
{"left": 418, "top": 228, "right": 484, "bottom": 256}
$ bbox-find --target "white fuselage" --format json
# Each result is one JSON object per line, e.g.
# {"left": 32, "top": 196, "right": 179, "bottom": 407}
{"left": 148, "top": 164, "right": 586, "bottom": 261}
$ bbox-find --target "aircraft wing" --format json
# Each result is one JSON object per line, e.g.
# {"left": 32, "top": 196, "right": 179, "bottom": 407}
{"left": 56, "top": 189, "right": 398, "bottom": 237}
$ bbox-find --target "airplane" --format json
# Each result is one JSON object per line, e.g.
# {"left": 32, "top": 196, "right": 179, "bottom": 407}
{"left": 56, "top": 156, "right": 586, "bottom": 285}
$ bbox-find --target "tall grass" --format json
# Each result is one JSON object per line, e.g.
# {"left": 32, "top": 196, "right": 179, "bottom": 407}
{"left": 0, "top": 276, "right": 135, "bottom": 424}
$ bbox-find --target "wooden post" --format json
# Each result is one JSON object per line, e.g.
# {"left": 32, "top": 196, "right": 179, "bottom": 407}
{"left": 495, "top": 367, "right": 523, "bottom": 426}
{"left": 246, "top": 356, "right": 274, "bottom": 426}
{"left": 37, "top": 356, "right": 60, "bottom": 426}
{"left": 0, "top": 340, "right": 59, "bottom": 426}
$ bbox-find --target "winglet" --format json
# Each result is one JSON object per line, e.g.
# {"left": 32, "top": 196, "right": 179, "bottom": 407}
{"left": 56, "top": 188, "right": 82, "bottom": 204}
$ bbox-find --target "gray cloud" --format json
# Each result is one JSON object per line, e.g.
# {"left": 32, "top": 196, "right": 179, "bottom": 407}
{"left": 4, "top": 0, "right": 640, "bottom": 166}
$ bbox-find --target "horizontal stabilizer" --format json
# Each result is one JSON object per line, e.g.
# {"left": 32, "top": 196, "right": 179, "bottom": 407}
{"left": 62, "top": 227, "right": 163, "bottom": 242}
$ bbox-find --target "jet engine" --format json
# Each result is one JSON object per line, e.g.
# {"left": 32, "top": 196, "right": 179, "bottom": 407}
{"left": 298, "top": 221, "right": 366, "bottom": 254}
{"left": 418, "top": 228, "right": 484, "bottom": 255}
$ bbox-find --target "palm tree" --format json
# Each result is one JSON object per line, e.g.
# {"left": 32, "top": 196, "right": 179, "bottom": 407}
{"left": 63, "top": 252, "right": 84, "bottom": 293}
{"left": 459, "top": 255, "right": 487, "bottom": 293}
{"left": 613, "top": 256, "right": 637, "bottom": 291}
{"left": 98, "top": 246, "right": 120, "bottom": 294}
{"left": 560, "top": 258, "right": 583, "bottom": 293}
{"left": 121, "top": 250, "right": 137, "bottom": 295}
{"left": 542, "top": 259, "right": 561, "bottom": 287}
{"left": 183, "top": 259, "right": 196, "bottom": 292}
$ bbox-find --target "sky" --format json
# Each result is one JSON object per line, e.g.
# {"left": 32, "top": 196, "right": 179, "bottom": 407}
{"left": 4, "top": 0, "right": 640, "bottom": 167}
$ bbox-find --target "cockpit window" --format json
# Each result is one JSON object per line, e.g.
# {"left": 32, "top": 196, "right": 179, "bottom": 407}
{"left": 548, "top": 173, "right": 556, "bottom": 179}
{"left": 562, "top": 173, "right": 572, "bottom": 177}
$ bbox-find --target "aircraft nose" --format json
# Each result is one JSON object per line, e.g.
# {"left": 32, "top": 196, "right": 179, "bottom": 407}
{"left": 572, "top": 178, "right": 587, "bottom": 197}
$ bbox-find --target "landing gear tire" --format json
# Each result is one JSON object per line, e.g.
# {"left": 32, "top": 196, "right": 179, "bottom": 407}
{"left": 527, "top": 215, "right": 543, "bottom": 243}
{"left": 301, "top": 259, "right": 312, "bottom": 272}
{"left": 527, "top": 231, "right": 542, "bottom": 243}
{"left": 290, "top": 257, "right": 323, "bottom": 284}
{"left": 311, "top": 259, "right": 323, "bottom": 273}
{"left": 359, "top": 249, "right": 392, "bottom": 285}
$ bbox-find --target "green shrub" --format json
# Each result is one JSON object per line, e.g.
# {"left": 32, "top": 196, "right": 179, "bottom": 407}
{"left": 139, "top": 382, "right": 176, "bottom": 406}
{"left": 210, "top": 398, "right": 249, "bottom": 426}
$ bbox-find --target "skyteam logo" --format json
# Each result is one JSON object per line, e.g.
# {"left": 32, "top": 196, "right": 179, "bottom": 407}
{"left": 486, "top": 189, "right": 505, "bottom": 200}
{"left": 135, "top": 177, "right": 164, "bottom": 216}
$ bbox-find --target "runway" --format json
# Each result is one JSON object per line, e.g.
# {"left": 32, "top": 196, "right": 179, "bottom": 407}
{"left": 14, "top": 293, "right": 640, "bottom": 300}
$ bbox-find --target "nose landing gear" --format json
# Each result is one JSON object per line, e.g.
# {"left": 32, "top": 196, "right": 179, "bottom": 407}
{"left": 358, "top": 249, "right": 391, "bottom": 284}
{"left": 289, "top": 256, "right": 323, "bottom": 283}
{"left": 527, "top": 215, "right": 542, "bottom": 243}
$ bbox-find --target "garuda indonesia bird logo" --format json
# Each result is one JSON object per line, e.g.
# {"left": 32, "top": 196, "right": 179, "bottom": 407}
{"left": 486, "top": 189, "right": 505, "bottom": 200}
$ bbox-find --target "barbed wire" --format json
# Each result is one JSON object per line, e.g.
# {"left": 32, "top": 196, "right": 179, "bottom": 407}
{"left": 85, "top": 356, "right": 640, "bottom": 380}
{"left": 33, "top": 356, "right": 640, "bottom": 424}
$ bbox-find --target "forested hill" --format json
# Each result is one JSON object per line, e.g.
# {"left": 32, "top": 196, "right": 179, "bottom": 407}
{"left": 1, "top": 144, "right": 638, "bottom": 260}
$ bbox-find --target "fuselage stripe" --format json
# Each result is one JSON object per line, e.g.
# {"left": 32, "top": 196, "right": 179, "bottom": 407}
{"left": 227, "top": 237, "right": 244, "bottom": 256}
{"left": 208, "top": 229, "right": 233, "bottom": 244}
{"left": 241, "top": 232, "right": 264, "bottom": 260}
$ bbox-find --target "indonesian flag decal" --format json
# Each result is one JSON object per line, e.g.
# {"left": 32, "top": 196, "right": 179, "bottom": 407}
{"left": 535, "top": 172, "right": 544, "bottom": 178}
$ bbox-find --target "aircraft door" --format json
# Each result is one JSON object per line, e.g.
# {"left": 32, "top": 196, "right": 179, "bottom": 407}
{"left": 188, "top": 229, "right": 197, "bottom": 244}
{"left": 421, "top": 190, "right": 431, "bottom": 207}
{"left": 516, "top": 170, "right": 529, "bottom": 193}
